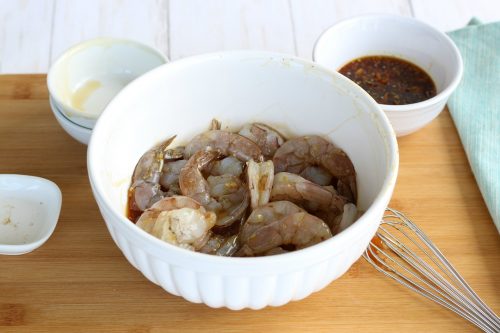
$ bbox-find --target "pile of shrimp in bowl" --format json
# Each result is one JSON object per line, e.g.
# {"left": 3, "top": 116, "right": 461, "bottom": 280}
{"left": 127, "top": 120, "right": 359, "bottom": 257}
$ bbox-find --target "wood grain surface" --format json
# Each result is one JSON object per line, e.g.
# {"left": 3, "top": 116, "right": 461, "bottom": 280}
{"left": 0, "top": 75, "right": 498, "bottom": 332}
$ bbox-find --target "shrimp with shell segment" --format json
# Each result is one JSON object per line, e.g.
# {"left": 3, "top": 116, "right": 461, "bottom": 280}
{"left": 270, "top": 172, "right": 349, "bottom": 228}
{"left": 210, "top": 156, "right": 244, "bottom": 177}
{"left": 136, "top": 196, "right": 216, "bottom": 251}
{"left": 237, "top": 201, "right": 332, "bottom": 256}
{"left": 179, "top": 150, "right": 220, "bottom": 207}
{"left": 184, "top": 130, "right": 263, "bottom": 162}
{"left": 129, "top": 135, "right": 176, "bottom": 212}
{"left": 160, "top": 159, "right": 187, "bottom": 196}
{"left": 273, "top": 135, "right": 357, "bottom": 202}
{"left": 238, "top": 123, "right": 285, "bottom": 159}
{"left": 198, "top": 232, "right": 224, "bottom": 254}
{"left": 198, "top": 233, "right": 240, "bottom": 256}
{"left": 179, "top": 150, "right": 249, "bottom": 227}
{"left": 207, "top": 174, "right": 248, "bottom": 227}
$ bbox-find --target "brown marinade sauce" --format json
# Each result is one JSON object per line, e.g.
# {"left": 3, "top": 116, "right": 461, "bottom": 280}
{"left": 127, "top": 189, "right": 143, "bottom": 223}
{"left": 338, "top": 55, "right": 437, "bottom": 105}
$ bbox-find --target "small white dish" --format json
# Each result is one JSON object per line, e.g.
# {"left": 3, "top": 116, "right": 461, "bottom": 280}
{"left": 313, "top": 14, "right": 463, "bottom": 136}
{"left": 47, "top": 37, "right": 168, "bottom": 129}
{"left": 49, "top": 95, "right": 92, "bottom": 145}
{"left": 0, "top": 175, "right": 62, "bottom": 255}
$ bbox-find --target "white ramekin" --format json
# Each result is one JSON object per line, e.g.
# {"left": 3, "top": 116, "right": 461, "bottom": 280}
{"left": 313, "top": 14, "right": 463, "bottom": 136}
{"left": 47, "top": 38, "right": 168, "bottom": 130}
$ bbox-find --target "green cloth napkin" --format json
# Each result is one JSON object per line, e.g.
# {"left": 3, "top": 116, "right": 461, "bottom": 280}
{"left": 447, "top": 19, "right": 500, "bottom": 233}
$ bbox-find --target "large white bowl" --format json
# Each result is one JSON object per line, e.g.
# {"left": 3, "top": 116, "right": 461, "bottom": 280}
{"left": 88, "top": 51, "right": 399, "bottom": 310}
{"left": 313, "top": 14, "right": 463, "bottom": 136}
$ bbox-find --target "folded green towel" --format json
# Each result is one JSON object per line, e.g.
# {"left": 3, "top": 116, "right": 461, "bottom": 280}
{"left": 447, "top": 19, "right": 500, "bottom": 233}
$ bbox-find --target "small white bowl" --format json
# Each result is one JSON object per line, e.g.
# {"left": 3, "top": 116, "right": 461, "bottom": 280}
{"left": 88, "top": 51, "right": 398, "bottom": 309}
{"left": 49, "top": 95, "right": 92, "bottom": 145}
{"left": 0, "top": 175, "right": 62, "bottom": 255}
{"left": 47, "top": 38, "right": 168, "bottom": 129}
{"left": 313, "top": 14, "right": 463, "bottom": 136}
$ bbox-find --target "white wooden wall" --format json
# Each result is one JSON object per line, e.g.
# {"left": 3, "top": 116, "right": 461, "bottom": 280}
{"left": 1, "top": 0, "right": 499, "bottom": 74}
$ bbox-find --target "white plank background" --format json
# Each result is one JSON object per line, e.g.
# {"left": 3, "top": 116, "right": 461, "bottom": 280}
{"left": 0, "top": 0, "right": 499, "bottom": 74}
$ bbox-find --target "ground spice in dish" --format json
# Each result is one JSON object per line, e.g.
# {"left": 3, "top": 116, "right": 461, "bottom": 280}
{"left": 338, "top": 55, "right": 437, "bottom": 105}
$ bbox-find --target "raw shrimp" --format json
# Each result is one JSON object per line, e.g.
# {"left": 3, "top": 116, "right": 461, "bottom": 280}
{"left": 238, "top": 123, "right": 285, "bottom": 159}
{"left": 198, "top": 233, "right": 240, "bottom": 256}
{"left": 184, "top": 130, "right": 263, "bottom": 162}
{"left": 270, "top": 172, "right": 351, "bottom": 232}
{"left": 336, "top": 203, "right": 358, "bottom": 233}
{"left": 210, "top": 156, "right": 244, "bottom": 177}
{"left": 198, "top": 232, "right": 225, "bottom": 254}
{"left": 273, "top": 135, "right": 357, "bottom": 202}
{"left": 216, "top": 234, "right": 240, "bottom": 256}
{"left": 160, "top": 159, "right": 187, "bottom": 195}
{"left": 207, "top": 174, "right": 248, "bottom": 227}
{"left": 136, "top": 196, "right": 216, "bottom": 251}
{"left": 238, "top": 201, "right": 332, "bottom": 256}
{"left": 299, "top": 166, "right": 332, "bottom": 186}
{"left": 179, "top": 150, "right": 220, "bottom": 206}
{"left": 270, "top": 172, "right": 347, "bottom": 213}
{"left": 129, "top": 135, "right": 176, "bottom": 211}
{"left": 164, "top": 146, "right": 185, "bottom": 161}
{"left": 247, "top": 160, "right": 274, "bottom": 209}
{"left": 179, "top": 150, "right": 249, "bottom": 227}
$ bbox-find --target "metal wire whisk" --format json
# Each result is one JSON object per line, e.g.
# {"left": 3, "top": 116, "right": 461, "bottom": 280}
{"left": 363, "top": 208, "right": 500, "bottom": 332}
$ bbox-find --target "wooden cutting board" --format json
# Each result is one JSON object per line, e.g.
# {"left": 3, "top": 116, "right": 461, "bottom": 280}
{"left": 0, "top": 75, "right": 498, "bottom": 333}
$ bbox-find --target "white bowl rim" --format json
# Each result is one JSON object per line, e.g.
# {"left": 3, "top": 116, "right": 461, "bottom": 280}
{"left": 47, "top": 37, "right": 169, "bottom": 119}
{"left": 312, "top": 13, "right": 464, "bottom": 112}
{"left": 0, "top": 174, "right": 62, "bottom": 255}
{"left": 88, "top": 50, "right": 399, "bottom": 265}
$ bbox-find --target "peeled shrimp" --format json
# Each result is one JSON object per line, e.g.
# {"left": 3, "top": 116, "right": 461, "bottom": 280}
{"left": 238, "top": 201, "right": 332, "bottom": 256}
{"left": 129, "top": 136, "right": 176, "bottom": 211}
{"left": 238, "top": 123, "right": 285, "bottom": 159}
{"left": 184, "top": 130, "right": 263, "bottom": 162}
{"left": 273, "top": 135, "right": 357, "bottom": 202}
{"left": 179, "top": 150, "right": 248, "bottom": 227}
{"left": 247, "top": 160, "right": 274, "bottom": 209}
{"left": 136, "top": 196, "right": 216, "bottom": 251}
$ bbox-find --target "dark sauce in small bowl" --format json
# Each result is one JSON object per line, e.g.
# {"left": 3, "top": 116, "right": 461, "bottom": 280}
{"left": 338, "top": 56, "right": 437, "bottom": 105}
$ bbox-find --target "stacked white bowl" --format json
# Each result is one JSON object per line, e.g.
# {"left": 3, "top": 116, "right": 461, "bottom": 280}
{"left": 47, "top": 38, "right": 168, "bottom": 144}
